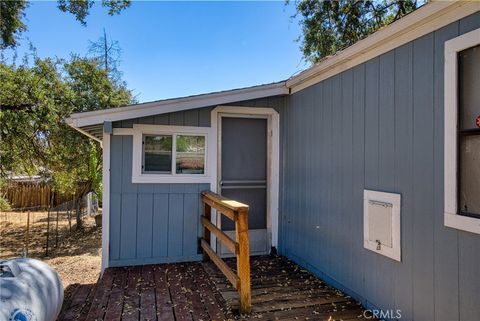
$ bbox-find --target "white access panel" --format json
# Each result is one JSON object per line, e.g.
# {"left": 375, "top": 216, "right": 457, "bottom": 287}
{"left": 364, "top": 190, "right": 401, "bottom": 262}
{"left": 368, "top": 201, "right": 393, "bottom": 247}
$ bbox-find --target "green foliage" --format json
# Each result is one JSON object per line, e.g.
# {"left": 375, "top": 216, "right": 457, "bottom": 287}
{"left": 0, "top": 0, "right": 130, "bottom": 48}
{"left": 52, "top": 171, "right": 78, "bottom": 195}
{"left": 99, "top": 0, "right": 131, "bottom": 16}
{"left": 64, "top": 55, "right": 133, "bottom": 111}
{"left": 0, "top": 178, "right": 11, "bottom": 211}
{"left": 57, "top": 0, "right": 131, "bottom": 25}
{"left": 0, "top": 195, "right": 11, "bottom": 211}
{"left": 57, "top": 0, "right": 94, "bottom": 26}
{"left": 291, "top": 0, "right": 420, "bottom": 63}
{"left": 0, "top": 0, "right": 28, "bottom": 49}
{"left": 87, "top": 141, "right": 102, "bottom": 198}
{"left": 0, "top": 58, "right": 71, "bottom": 175}
{"left": 0, "top": 55, "right": 134, "bottom": 197}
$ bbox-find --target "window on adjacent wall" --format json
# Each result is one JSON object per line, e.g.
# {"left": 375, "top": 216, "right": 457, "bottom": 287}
{"left": 142, "top": 134, "right": 206, "bottom": 175}
{"left": 444, "top": 28, "right": 480, "bottom": 235}
{"left": 458, "top": 45, "right": 480, "bottom": 218}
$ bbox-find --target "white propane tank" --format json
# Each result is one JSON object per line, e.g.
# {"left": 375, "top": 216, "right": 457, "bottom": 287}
{"left": 0, "top": 258, "right": 64, "bottom": 321}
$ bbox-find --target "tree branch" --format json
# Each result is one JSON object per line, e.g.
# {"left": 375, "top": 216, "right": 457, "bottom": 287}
{"left": 0, "top": 103, "right": 35, "bottom": 111}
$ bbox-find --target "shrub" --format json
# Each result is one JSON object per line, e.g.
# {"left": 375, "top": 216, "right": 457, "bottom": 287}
{"left": 0, "top": 196, "right": 11, "bottom": 211}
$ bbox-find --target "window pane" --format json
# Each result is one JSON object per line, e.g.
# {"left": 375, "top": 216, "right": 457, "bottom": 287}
{"left": 459, "top": 45, "right": 480, "bottom": 130}
{"left": 143, "top": 135, "right": 172, "bottom": 173}
{"left": 459, "top": 135, "right": 480, "bottom": 215}
{"left": 176, "top": 135, "right": 205, "bottom": 174}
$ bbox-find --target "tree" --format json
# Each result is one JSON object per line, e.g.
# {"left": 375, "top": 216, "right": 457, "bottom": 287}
{"left": 291, "top": 0, "right": 420, "bottom": 63}
{"left": 0, "top": 55, "right": 134, "bottom": 226}
{"left": 88, "top": 28, "right": 122, "bottom": 80}
{"left": 0, "top": 0, "right": 28, "bottom": 49}
{"left": 0, "top": 0, "right": 131, "bottom": 49}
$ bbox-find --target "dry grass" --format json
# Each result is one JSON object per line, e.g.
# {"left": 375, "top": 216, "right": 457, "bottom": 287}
{"left": 1, "top": 210, "right": 73, "bottom": 258}
{"left": 0, "top": 210, "right": 102, "bottom": 300}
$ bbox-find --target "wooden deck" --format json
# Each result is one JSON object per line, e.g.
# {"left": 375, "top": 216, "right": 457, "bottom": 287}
{"left": 59, "top": 255, "right": 373, "bottom": 321}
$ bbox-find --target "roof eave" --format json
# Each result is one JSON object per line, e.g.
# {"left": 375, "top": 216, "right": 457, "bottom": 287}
{"left": 67, "top": 121, "right": 104, "bottom": 145}
{"left": 286, "top": 1, "right": 479, "bottom": 93}
{"left": 68, "top": 81, "right": 288, "bottom": 128}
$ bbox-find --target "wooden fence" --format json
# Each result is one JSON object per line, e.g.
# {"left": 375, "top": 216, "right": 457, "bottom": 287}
{"left": 200, "top": 191, "right": 251, "bottom": 314}
{"left": 3, "top": 181, "right": 83, "bottom": 210}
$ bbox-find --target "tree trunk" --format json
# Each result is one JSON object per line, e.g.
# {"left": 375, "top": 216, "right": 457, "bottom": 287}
{"left": 75, "top": 198, "right": 83, "bottom": 229}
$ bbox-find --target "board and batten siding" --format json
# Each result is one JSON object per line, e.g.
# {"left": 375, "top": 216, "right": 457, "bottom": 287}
{"left": 109, "top": 134, "right": 209, "bottom": 267}
{"left": 281, "top": 12, "right": 480, "bottom": 321}
{"left": 109, "top": 96, "right": 288, "bottom": 266}
{"left": 112, "top": 96, "right": 288, "bottom": 128}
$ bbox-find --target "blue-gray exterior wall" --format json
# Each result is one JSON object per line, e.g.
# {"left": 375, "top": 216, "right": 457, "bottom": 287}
{"left": 109, "top": 96, "right": 288, "bottom": 267}
{"left": 109, "top": 134, "right": 210, "bottom": 267}
{"left": 107, "top": 12, "right": 479, "bottom": 320}
{"left": 281, "top": 13, "right": 480, "bottom": 321}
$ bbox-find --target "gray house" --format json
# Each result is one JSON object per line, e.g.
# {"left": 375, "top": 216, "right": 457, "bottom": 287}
{"left": 68, "top": 2, "right": 480, "bottom": 320}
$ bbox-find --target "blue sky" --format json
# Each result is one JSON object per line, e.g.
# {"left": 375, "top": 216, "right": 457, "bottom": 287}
{"left": 6, "top": 1, "right": 306, "bottom": 103}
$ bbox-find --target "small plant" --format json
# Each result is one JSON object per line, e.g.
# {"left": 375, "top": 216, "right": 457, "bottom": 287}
{"left": 0, "top": 196, "right": 11, "bottom": 211}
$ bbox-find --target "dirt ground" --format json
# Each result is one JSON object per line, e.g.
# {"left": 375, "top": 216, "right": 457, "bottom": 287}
{"left": 0, "top": 210, "right": 102, "bottom": 300}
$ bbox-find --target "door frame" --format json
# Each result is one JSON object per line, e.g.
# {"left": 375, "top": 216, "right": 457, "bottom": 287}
{"left": 210, "top": 106, "right": 280, "bottom": 253}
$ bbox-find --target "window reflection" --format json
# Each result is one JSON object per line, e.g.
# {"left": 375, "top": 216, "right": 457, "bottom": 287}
{"left": 176, "top": 135, "right": 205, "bottom": 174}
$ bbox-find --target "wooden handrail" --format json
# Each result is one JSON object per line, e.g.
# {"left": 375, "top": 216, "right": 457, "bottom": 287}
{"left": 201, "top": 216, "right": 239, "bottom": 254}
{"left": 202, "top": 191, "right": 249, "bottom": 211}
{"left": 200, "top": 191, "right": 251, "bottom": 314}
{"left": 200, "top": 239, "right": 239, "bottom": 288}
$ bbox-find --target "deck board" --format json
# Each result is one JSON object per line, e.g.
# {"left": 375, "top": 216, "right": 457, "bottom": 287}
{"left": 182, "top": 264, "right": 210, "bottom": 321}
{"left": 168, "top": 264, "right": 194, "bottom": 321}
{"left": 140, "top": 265, "right": 157, "bottom": 321}
{"left": 59, "top": 283, "right": 96, "bottom": 321}
{"left": 104, "top": 268, "right": 128, "bottom": 321}
{"left": 153, "top": 265, "right": 176, "bottom": 321}
{"left": 59, "top": 255, "right": 374, "bottom": 321}
{"left": 122, "top": 267, "right": 141, "bottom": 321}
{"left": 85, "top": 268, "right": 116, "bottom": 320}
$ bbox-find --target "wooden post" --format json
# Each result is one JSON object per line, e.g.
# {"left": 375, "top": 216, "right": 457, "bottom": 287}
{"left": 45, "top": 207, "right": 50, "bottom": 256}
{"left": 236, "top": 209, "right": 251, "bottom": 314}
{"left": 200, "top": 191, "right": 251, "bottom": 313}
{"left": 55, "top": 209, "right": 59, "bottom": 247}
{"left": 75, "top": 198, "right": 82, "bottom": 229}
{"left": 67, "top": 206, "right": 72, "bottom": 234}
{"left": 203, "top": 202, "right": 211, "bottom": 261}
{"left": 25, "top": 211, "right": 30, "bottom": 256}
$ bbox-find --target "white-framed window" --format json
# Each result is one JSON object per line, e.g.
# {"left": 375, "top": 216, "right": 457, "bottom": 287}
{"left": 444, "top": 28, "right": 480, "bottom": 235}
{"left": 132, "top": 124, "right": 214, "bottom": 184}
{"left": 363, "top": 190, "right": 401, "bottom": 262}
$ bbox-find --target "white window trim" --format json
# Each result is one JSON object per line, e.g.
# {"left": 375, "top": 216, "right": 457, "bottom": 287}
{"left": 444, "top": 28, "right": 480, "bottom": 235}
{"left": 363, "top": 190, "right": 401, "bottom": 262}
{"left": 131, "top": 124, "right": 215, "bottom": 184}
